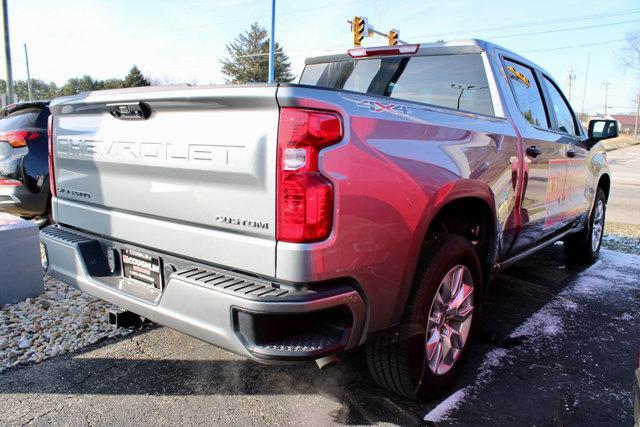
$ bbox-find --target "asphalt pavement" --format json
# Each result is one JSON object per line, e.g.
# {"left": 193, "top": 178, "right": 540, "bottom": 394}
{"left": 606, "top": 143, "right": 640, "bottom": 226}
{"left": 0, "top": 245, "right": 638, "bottom": 425}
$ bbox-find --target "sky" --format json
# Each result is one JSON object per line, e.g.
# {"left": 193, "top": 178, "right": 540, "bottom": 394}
{"left": 4, "top": 0, "right": 640, "bottom": 115}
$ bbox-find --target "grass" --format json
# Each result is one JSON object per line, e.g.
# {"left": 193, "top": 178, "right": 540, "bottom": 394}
{"left": 602, "top": 221, "right": 640, "bottom": 255}
{"left": 602, "top": 134, "right": 640, "bottom": 151}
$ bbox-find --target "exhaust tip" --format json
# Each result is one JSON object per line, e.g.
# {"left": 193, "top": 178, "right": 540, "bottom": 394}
{"left": 315, "top": 354, "right": 339, "bottom": 370}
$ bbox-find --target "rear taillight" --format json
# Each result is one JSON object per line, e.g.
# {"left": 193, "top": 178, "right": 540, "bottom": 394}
{"left": 277, "top": 108, "right": 343, "bottom": 243}
{"left": 0, "top": 179, "right": 21, "bottom": 186}
{"left": 0, "top": 130, "right": 40, "bottom": 148}
{"left": 47, "top": 115, "right": 56, "bottom": 197}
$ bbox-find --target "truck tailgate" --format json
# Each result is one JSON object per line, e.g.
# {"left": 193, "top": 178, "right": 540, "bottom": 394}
{"left": 49, "top": 85, "right": 279, "bottom": 276}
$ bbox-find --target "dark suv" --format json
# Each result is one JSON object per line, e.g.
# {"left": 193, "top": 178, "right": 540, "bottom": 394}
{"left": 0, "top": 102, "right": 52, "bottom": 221}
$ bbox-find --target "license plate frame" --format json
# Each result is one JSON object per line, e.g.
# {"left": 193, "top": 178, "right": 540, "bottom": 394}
{"left": 121, "top": 248, "right": 163, "bottom": 290}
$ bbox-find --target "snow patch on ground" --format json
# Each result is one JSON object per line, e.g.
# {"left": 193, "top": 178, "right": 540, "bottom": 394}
{"left": 423, "top": 388, "right": 466, "bottom": 423}
{"left": 511, "top": 308, "right": 563, "bottom": 339}
{"left": 425, "top": 249, "right": 640, "bottom": 422}
{"left": 425, "top": 348, "right": 511, "bottom": 422}
{"left": 564, "top": 299, "right": 579, "bottom": 311}
{"left": 601, "top": 234, "right": 640, "bottom": 255}
{"left": 474, "top": 348, "right": 509, "bottom": 386}
{"left": 617, "top": 312, "right": 633, "bottom": 321}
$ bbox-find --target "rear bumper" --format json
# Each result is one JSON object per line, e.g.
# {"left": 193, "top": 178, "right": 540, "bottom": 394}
{"left": 40, "top": 225, "right": 366, "bottom": 362}
{"left": 0, "top": 183, "right": 47, "bottom": 216}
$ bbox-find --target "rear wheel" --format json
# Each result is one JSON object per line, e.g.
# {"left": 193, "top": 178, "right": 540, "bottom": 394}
{"left": 365, "top": 233, "right": 482, "bottom": 399}
{"left": 44, "top": 195, "right": 54, "bottom": 226}
{"left": 564, "top": 188, "right": 606, "bottom": 264}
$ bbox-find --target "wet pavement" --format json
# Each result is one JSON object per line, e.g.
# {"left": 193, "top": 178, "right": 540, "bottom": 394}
{"left": 0, "top": 245, "right": 638, "bottom": 426}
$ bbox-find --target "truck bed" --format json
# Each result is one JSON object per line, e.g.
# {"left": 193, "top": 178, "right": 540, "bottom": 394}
{"left": 49, "top": 85, "right": 280, "bottom": 276}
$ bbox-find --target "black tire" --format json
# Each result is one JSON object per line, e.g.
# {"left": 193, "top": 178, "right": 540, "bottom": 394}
{"left": 45, "top": 195, "right": 55, "bottom": 226}
{"left": 564, "top": 188, "right": 606, "bottom": 265}
{"left": 365, "top": 232, "right": 482, "bottom": 400}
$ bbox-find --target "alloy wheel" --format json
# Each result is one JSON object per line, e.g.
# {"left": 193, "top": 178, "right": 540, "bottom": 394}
{"left": 592, "top": 200, "right": 605, "bottom": 252}
{"left": 425, "top": 265, "right": 474, "bottom": 375}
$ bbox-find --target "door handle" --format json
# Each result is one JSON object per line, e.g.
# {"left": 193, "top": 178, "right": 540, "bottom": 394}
{"left": 566, "top": 148, "right": 577, "bottom": 158}
{"left": 526, "top": 146, "right": 543, "bottom": 158}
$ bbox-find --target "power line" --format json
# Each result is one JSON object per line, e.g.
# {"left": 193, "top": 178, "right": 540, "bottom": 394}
{"left": 133, "top": 0, "right": 370, "bottom": 36}
{"left": 583, "top": 105, "right": 636, "bottom": 110}
{"left": 0, "top": 55, "right": 25, "bottom": 64}
{"left": 406, "top": 8, "right": 640, "bottom": 41}
{"left": 521, "top": 38, "right": 626, "bottom": 53}
{"left": 486, "top": 18, "right": 640, "bottom": 40}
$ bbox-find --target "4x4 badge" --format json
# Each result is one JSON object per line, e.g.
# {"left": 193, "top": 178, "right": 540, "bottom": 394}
{"left": 356, "top": 100, "right": 411, "bottom": 116}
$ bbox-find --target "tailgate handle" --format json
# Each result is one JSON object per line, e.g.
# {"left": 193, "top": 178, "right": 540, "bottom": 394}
{"left": 107, "top": 102, "right": 151, "bottom": 120}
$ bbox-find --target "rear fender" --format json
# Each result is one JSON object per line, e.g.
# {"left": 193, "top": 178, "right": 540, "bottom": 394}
{"left": 390, "top": 179, "right": 496, "bottom": 324}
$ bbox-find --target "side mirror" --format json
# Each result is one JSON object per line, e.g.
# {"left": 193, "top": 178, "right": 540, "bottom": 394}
{"left": 588, "top": 119, "right": 619, "bottom": 141}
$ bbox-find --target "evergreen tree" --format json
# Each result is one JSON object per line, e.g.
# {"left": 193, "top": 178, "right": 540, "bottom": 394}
{"left": 123, "top": 65, "right": 150, "bottom": 87}
{"left": 13, "top": 79, "right": 60, "bottom": 101}
{"left": 60, "top": 75, "right": 100, "bottom": 96}
{"left": 0, "top": 64, "right": 152, "bottom": 101}
{"left": 99, "top": 78, "right": 126, "bottom": 90}
{"left": 1, "top": 79, "right": 59, "bottom": 101}
{"left": 221, "top": 22, "right": 294, "bottom": 84}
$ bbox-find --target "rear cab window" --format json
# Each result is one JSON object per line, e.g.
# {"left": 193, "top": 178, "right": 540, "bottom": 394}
{"left": 300, "top": 53, "right": 494, "bottom": 116}
{"left": 502, "top": 59, "right": 549, "bottom": 128}
{"left": 541, "top": 76, "right": 579, "bottom": 136}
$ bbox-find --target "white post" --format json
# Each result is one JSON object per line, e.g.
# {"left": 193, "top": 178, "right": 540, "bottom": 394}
{"left": 24, "top": 43, "right": 32, "bottom": 102}
{"left": 268, "top": 0, "right": 276, "bottom": 84}
{"left": 634, "top": 88, "right": 639, "bottom": 140}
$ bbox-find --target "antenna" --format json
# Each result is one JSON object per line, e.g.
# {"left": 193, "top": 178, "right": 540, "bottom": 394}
{"left": 580, "top": 53, "right": 590, "bottom": 121}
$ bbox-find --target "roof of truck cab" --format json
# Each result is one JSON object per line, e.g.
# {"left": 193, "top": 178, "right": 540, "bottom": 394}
{"left": 304, "top": 39, "right": 489, "bottom": 64}
{"left": 304, "top": 38, "right": 554, "bottom": 83}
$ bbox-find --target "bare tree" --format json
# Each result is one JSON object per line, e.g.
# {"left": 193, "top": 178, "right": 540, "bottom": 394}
{"left": 621, "top": 31, "right": 640, "bottom": 70}
{"left": 621, "top": 32, "right": 640, "bottom": 138}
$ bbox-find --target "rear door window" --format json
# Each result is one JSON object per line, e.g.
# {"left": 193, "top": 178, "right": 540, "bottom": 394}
{"left": 0, "top": 107, "right": 47, "bottom": 131}
{"left": 541, "top": 76, "right": 578, "bottom": 135}
{"left": 503, "top": 59, "right": 548, "bottom": 128}
{"left": 300, "top": 53, "right": 494, "bottom": 116}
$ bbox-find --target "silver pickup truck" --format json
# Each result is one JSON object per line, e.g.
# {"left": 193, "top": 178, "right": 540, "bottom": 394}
{"left": 40, "top": 39, "right": 618, "bottom": 399}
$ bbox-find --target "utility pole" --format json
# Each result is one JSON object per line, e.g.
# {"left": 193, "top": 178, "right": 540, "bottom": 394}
{"left": 267, "top": 0, "right": 275, "bottom": 84}
{"left": 634, "top": 88, "right": 639, "bottom": 139}
{"left": 1, "top": 0, "right": 13, "bottom": 103}
{"left": 566, "top": 66, "right": 576, "bottom": 104}
{"left": 602, "top": 81, "right": 611, "bottom": 116}
{"left": 580, "top": 53, "right": 590, "bottom": 122}
{"left": 24, "top": 43, "right": 31, "bottom": 102}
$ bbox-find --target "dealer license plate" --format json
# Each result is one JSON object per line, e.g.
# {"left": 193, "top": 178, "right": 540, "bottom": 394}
{"left": 121, "top": 248, "right": 163, "bottom": 289}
